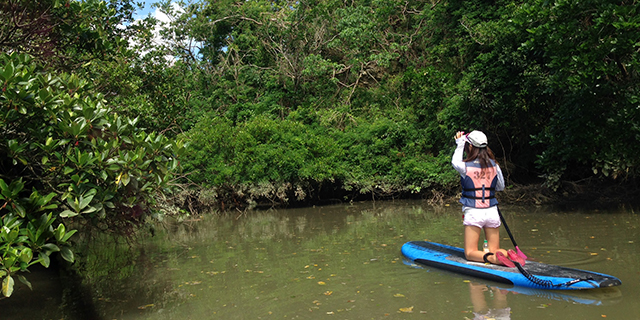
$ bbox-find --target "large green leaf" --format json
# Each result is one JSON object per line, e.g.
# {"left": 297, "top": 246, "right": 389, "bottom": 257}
{"left": 2, "top": 275, "right": 14, "bottom": 297}
{"left": 60, "top": 210, "right": 78, "bottom": 218}
{"left": 38, "top": 252, "right": 51, "bottom": 268}
{"left": 60, "top": 246, "right": 74, "bottom": 263}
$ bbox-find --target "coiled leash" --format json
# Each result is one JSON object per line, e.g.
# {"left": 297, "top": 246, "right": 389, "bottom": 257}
{"left": 513, "top": 262, "right": 598, "bottom": 288}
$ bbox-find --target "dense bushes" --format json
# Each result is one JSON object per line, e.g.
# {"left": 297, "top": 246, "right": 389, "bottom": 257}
{"left": 183, "top": 113, "right": 457, "bottom": 207}
{"left": 0, "top": 53, "right": 185, "bottom": 296}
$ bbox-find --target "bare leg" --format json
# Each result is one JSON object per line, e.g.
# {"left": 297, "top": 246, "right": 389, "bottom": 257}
{"left": 464, "top": 225, "right": 508, "bottom": 265}
{"left": 468, "top": 282, "right": 488, "bottom": 314}
{"left": 464, "top": 225, "right": 485, "bottom": 262}
{"left": 485, "top": 227, "right": 504, "bottom": 254}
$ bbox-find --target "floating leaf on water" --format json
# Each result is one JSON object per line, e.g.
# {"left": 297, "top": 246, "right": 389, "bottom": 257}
{"left": 393, "top": 293, "right": 405, "bottom": 298}
{"left": 399, "top": 306, "right": 413, "bottom": 313}
{"left": 318, "top": 281, "right": 326, "bottom": 285}
{"left": 324, "top": 291, "right": 333, "bottom": 296}
{"left": 590, "top": 253, "right": 599, "bottom": 256}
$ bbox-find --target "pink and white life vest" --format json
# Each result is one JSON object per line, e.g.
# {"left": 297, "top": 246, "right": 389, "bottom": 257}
{"left": 459, "top": 160, "right": 499, "bottom": 208}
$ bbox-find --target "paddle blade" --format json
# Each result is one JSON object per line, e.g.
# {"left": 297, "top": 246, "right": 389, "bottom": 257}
{"left": 516, "top": 246, "right": 528, "bottom": 260}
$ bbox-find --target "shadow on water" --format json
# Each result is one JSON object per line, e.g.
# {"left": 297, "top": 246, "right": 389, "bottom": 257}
{"left": 0, "top": 200, "right": 637, "bottom": 319}
{"left": 0, "top": 258, "right": 102, "bottom": 320}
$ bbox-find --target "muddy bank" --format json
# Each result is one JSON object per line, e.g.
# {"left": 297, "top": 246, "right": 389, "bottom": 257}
{"left": 493, "top": 179, "right": 640, "bottom": 210}
{"left": 176, "top": 178, "right": 640, "bottom": 213}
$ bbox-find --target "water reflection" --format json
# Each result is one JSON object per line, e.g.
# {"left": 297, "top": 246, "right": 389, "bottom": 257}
{"left": 466, "top": 279, "right": 622, "bottom": 319}
{"left": 497, "top": 284, "right": 623, "bottom": 306}
{"left": 468, "top": 282, "right": 511, "bottom": 320}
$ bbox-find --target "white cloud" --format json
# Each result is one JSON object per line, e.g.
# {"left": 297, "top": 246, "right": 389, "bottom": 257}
{"left": 129, "top": 2, "right": 201, "bottom": 63}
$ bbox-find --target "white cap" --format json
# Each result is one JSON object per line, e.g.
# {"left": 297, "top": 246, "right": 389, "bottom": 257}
{"left": 466, "top": 130, "right": 487, "bottom": 148}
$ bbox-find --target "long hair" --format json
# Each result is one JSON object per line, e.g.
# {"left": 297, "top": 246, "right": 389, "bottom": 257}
{"left": 464, "top": 143, "right": 498, "bottom": 170}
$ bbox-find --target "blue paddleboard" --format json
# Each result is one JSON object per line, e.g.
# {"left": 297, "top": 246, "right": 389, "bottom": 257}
{"left": 401, "top": 241, "right": 621, "bottom": 290}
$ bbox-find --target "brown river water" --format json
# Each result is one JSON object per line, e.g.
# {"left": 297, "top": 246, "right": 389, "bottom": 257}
{"left": 1, "top": 200, "right": 638, "bottom": 319}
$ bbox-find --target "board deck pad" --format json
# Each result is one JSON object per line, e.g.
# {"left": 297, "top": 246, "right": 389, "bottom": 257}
{"left": 401, "top": 241, "right": 621, "bottom": 290}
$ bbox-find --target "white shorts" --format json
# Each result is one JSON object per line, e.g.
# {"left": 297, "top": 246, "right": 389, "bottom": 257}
{"left": 462, "top": 206, "right": 501, "bottom": 229}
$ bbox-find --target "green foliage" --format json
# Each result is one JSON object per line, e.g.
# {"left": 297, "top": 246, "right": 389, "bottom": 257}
{"left": 512, "top": 0, "right": 640, "bottom": 184}
{"left": 0, "top": 0, "right": 138, "bottom": 70}
{"left": 0, "top": 52, "right": 185, "bottom": 296}
{"left": 183, "top": 115, "right": 343, "bottom": 203}
{"left": 336, "top": 117, "right": 456, "bottom": 195}
{"left": 183, "top": 113, "right": 457, "bottom": 205}
{"left": 39, "top": 0, "right": 636, "bottom": 207}
{"left": 0, "top": 179, "right": 75, "bottom": 297}
{"left": 164, "top": 0, "right": 640, "bottom": 199}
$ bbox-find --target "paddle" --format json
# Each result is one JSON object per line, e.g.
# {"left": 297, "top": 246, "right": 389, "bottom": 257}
{"left": 495, "top": 209, "right": 601, "bottom": 288}
{"left": 497, "top": 207, "right": 527, "bottom": 260}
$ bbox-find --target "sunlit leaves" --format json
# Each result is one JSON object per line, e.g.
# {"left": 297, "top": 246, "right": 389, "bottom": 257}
{"left": 1, "top": 275, "right": 14, "bottom": 298}
{"left": 0, "top": 52, "right": 185, "bottom": 297}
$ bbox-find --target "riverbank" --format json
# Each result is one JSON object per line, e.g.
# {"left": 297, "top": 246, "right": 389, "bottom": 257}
{"left": 176, "top": 178, "right": 640, "bottom": 214}
{"left": 496, "top": 179, "right": 640, "bottom": 210}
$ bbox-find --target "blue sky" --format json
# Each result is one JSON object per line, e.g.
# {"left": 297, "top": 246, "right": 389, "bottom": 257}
{"left": 134, "top": 1, "right": 162, "bottom": 19}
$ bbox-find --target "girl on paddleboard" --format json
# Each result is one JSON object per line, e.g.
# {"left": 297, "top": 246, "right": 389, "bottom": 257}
{"left": 452, "top": 130, "right": 523, "bottom": 267}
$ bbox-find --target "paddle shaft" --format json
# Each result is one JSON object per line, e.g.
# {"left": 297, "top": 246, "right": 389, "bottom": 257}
{"left": 497, "top": 209, "right": 592, "bottom": 287}
{"left": 497, "top": 207, "right": 518, "bottom": 248}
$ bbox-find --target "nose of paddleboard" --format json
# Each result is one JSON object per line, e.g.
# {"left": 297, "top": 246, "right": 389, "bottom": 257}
{"left": 599, "top": 278, "right": 622, "bottom": 287}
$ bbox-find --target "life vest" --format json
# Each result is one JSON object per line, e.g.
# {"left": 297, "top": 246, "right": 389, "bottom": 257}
{"left": 459, "top": 160, "right": 498, "bottom": 208}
